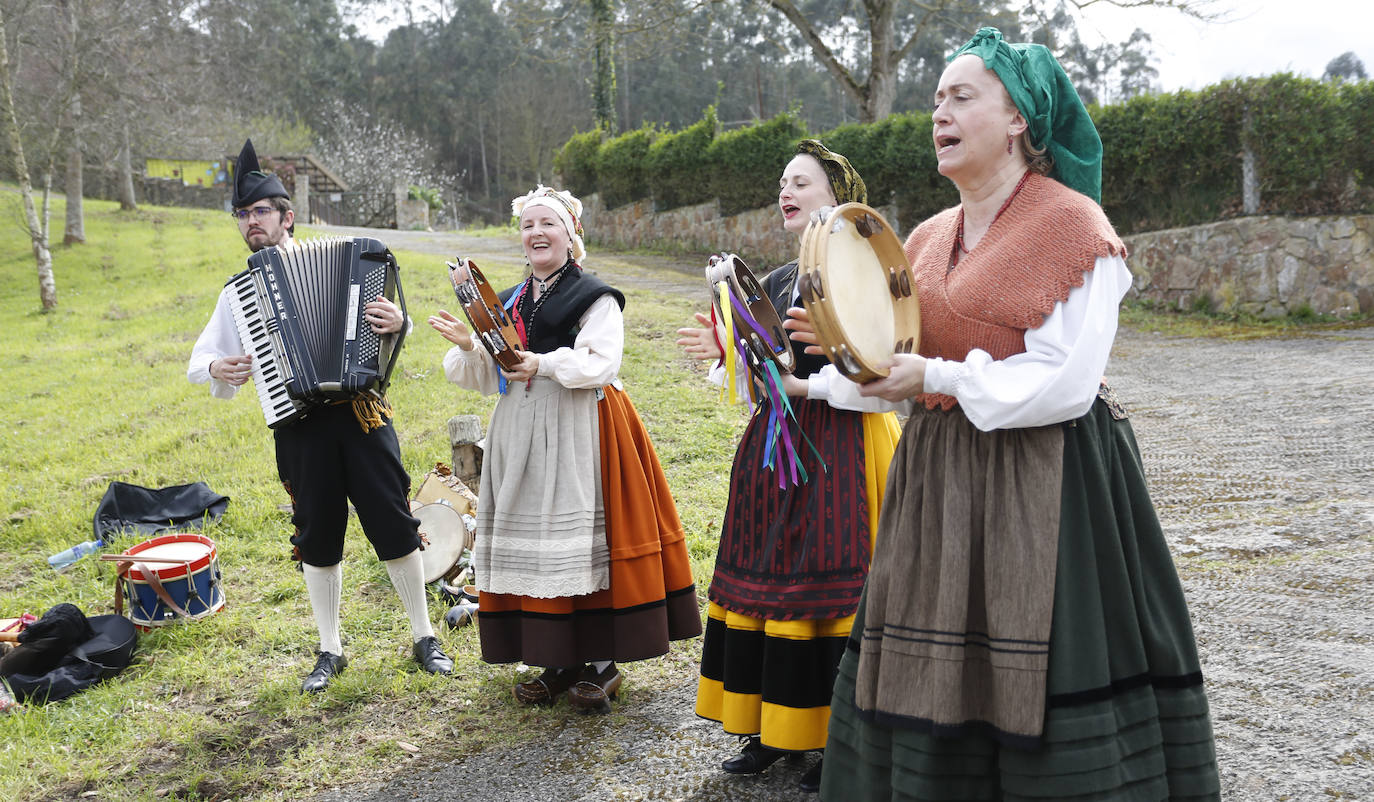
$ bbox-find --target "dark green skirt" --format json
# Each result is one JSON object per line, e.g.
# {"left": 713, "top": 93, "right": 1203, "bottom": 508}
{"left": 822, "top": 399, "right": 1220, "bottom": 800}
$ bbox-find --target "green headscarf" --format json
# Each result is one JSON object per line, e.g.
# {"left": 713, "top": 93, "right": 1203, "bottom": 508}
{"left": 795, "top": 139, "right": 868, "bottom": 206}
{"left": 950, "top": 27, "right": 1102, "bottom": 202}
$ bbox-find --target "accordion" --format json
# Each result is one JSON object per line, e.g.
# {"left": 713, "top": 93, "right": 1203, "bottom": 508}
{"left": 226, "top": 236, "right": 407, "bottom": 428}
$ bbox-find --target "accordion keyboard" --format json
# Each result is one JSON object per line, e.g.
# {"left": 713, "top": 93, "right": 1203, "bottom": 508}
{"left": 227, "top": 270, "right": 307, "bottom": 428}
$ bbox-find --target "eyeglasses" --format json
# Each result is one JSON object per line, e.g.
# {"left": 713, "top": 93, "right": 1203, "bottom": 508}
{"left": 231, "top": 205, "right": 278, "bottom": 222}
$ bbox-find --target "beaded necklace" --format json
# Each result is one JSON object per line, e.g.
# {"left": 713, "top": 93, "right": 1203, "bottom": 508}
{"left": 517, "top": 260, "right": 573, "bottom": 346}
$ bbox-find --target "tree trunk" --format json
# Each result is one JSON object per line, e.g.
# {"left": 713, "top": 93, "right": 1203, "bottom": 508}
{"left": 117, "top": 123, "right": 137, "bottom": 211}
{"left": 590, "top": 0, "right": 617, "bottom": 132}
{"left": 860, "top": 0, "right": 898, "bottom": 123}
{"left": 64, "top": 98, "right": 85, "bottom": 244}
{"left": 0, "top": 5, "right": 57, "bottom": 310}
{"left": 60, "top": 0, "right": 84, "bottom": 243}
{"left": 478, "top": 108, "right": 489, "bottom": 198}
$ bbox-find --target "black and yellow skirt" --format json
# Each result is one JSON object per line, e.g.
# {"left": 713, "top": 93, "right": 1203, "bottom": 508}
{"left": 697, "top": 407, "right": 900, "bottom": 752}
{"left": 821, "top": 398, "right": 1220, "bottom": 799}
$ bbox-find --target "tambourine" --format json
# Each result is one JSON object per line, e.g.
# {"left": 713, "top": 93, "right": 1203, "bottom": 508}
{"left": 414, "top": 502, "right": 470, "bottom": 583}
{"left": 447, "top": 257, "right": 522, "bottom": 371}
{"left": 797, "top": 203, "right": 920, "bottom": 383}
{"left": 704, "top": 252, "right": 795, "bottom": 377}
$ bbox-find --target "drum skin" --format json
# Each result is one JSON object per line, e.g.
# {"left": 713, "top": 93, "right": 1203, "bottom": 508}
{"left": 798, "top": 203, "right": 920, "bottom": 383}
{"left": 414, "top": 502, "right": 467, "bottom": 583}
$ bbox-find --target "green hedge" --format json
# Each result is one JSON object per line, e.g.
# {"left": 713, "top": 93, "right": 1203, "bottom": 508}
{"left": 553, "top": 129, "right": 604, "bottom": 199}
{"left": 596, "top": 124, "right": 659, "bottom": 209}
{"left": 554, "top": 74, "right": 1373, "bottom": 234}
{"left": 705, "top": 112, "right": 808, "bottom": 217}
{"left": 1339, "top": 79, "right": 1374, "bottom": 207}
{"left": 645, "top": 107, "right": 718, "bottom": 211}
{"left": 1094, "top": 86, "right": 1242, "bottom": 232}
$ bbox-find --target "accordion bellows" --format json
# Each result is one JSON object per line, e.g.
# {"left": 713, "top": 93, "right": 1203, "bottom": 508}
{"left": 227, "top": 236, "right": 407, "bottom": 428}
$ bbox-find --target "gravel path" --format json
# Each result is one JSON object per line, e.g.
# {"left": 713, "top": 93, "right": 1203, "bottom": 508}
{"left": 315, "top": 227, "right": 1374, "bottom": 801}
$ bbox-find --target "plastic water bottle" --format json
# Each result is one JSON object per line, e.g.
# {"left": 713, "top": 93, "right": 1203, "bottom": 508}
{"left": 47, "top": 539, "right": 102, "bottom": 570}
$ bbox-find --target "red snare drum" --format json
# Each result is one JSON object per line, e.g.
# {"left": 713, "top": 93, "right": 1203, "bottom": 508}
{"left": 109, "top": 533, "right": 225, "bottom": 632}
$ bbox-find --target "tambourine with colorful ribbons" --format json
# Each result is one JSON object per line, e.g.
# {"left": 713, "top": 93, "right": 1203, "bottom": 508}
{"left": 704, "top": 252, "right": 822, "bottom": 488}
{"left": 798, "top": 203, "right": 920, "bottom": 383}
{"left": 704, "top": 252, "right": 795, "bottom": 382}
{"left": 447, "top": 257, "right": 522, "bottom": 371}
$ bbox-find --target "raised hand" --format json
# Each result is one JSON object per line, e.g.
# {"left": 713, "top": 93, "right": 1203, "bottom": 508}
{"left": 676, "top": 311, "right": 723, "bottom": 362}
{"left": 429, "top": 309, "right": 474, "bottom": 350}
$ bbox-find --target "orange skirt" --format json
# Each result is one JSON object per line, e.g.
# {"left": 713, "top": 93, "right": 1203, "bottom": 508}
{"left": 478, "top": 385, "right": 702, "bottom": 666}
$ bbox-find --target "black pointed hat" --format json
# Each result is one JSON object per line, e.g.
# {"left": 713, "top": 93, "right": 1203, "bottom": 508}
{"left": 231, "top": 138, "right": 289, "bottom": 207}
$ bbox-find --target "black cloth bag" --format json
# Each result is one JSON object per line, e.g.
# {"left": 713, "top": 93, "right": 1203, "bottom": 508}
{"left": 92, "top": 481, "right": 229, "bottom": 542}
{"left": 1, "top": 607, "right": 137, "bottom": 704}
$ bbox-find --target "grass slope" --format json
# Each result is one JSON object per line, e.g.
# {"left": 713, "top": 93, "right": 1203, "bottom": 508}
{"left": 0, "top": 194, "right": 742, "bottom": 801}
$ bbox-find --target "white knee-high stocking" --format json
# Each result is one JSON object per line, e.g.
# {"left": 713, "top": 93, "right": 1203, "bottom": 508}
{"left": 302, "top": 561, "right": 344, "bottom": 655}
{"left": 384, "top": 548, "right": 435, "bottom": 642}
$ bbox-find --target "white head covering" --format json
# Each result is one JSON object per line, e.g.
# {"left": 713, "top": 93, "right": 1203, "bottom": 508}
{"left": 511, "top": 184, "right": 586, "bottom": 264}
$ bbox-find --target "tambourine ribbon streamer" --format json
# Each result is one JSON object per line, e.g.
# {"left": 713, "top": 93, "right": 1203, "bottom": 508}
{"left": 723, "top": 284, "right": 826, "bottom": 489}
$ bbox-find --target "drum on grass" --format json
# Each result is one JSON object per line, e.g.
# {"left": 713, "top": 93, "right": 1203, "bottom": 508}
{"left": 797, "top": 203, "right": 920, "bottom": 383}
{"left": 704, "top": 252, "right": 795, "bottom": 378}
{"left": 107, "top": 533, "right": 225, "bottom": 632}
{"left": 414, "top": 502, "right": 468, "bottom": 584}
{"left": 448, "top": 257, "right": 522, "bottom": 371}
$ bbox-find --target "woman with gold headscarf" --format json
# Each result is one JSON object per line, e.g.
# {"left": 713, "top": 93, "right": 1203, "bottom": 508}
{"left": 678, "top": 140, "right": 902, "bottom": 793}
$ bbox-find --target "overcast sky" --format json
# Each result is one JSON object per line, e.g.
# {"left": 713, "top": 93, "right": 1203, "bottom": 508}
{"left": 1077, "top": 0, "right": 1374, "bottom": 91}
{"left": 352, "top": 1, "right": 1374, "bottom": 94}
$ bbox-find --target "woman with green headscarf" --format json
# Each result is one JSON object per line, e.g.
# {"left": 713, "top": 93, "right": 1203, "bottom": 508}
{"left": 796, "top": 29, "right": 1220, "bottom": 799}
{"left": 678, "top": 139, "right": 902, "bottom": 793}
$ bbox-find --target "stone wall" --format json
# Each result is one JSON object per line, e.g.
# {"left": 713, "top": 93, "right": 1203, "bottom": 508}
{"left": 396, "top": 197, "right": 431, "bottom": 231}
{"left": 582, "top": 194, "right": 794, "bottom": 270}
{"left": 584, "top": 192, "right": 1373, "bottom": 319}
{"left": 582, "top": 193, "right": 899, "bottom": 271}
{"left": 1123, "top": 216, "right": 1373, "bottom": 319}
{"left": 138, "top": 177, "right": 225, "bottom": 211}
{"left": 74, "top": 169, "right": 226, "bottom": 211}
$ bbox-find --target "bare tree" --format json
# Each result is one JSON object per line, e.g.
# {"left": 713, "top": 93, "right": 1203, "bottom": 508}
{"left": 761, "top": 0, "right": 1227, "bottom": 123}
{"left": 0, "top": 1, "right": 56, "bottom": 309}
{"left": 759, "top": 0, "right": 953, "bottom": 123}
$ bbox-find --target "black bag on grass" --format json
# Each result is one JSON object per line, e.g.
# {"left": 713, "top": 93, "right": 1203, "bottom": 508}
{"left": 93, "top": 481, "right": 229, "bottom": 543}
{"left": 0, "top": 606, "right": 137, "bottom": 704}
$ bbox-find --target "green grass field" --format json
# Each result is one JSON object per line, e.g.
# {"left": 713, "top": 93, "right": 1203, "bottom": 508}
{"left": 0, "top": 193, "right": 743, "bottom": 801}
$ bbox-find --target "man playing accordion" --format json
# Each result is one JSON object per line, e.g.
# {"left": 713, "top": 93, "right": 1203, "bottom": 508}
{"left": 187, "top": 139, "right": 454, "bottom": 692}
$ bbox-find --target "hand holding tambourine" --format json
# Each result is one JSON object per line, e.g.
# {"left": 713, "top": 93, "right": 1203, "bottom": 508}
{"left": 795, "top": 203, "right": 920, "bottom": 383}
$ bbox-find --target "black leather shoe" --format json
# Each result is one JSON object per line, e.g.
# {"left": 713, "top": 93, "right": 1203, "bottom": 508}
{"left": 301, "top": 651, "right": 347, "bottom": 693}
{"left": 721, "top": 736, "right": 786, "bottom": 774}
{"left": 413, "top": 636, "right": 454, "bottom": 675}
{"left": 800, "top": 757, "right": 823, "bottom": 793}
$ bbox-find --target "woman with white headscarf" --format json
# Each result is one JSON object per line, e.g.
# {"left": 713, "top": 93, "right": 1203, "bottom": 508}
{"left": 431, "top": 185, "right": 701, "bottom": 713}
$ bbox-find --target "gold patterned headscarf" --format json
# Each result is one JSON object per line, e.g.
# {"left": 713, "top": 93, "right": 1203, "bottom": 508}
{"left": 795, "top": 139, "right": 867, "bottom": 206}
